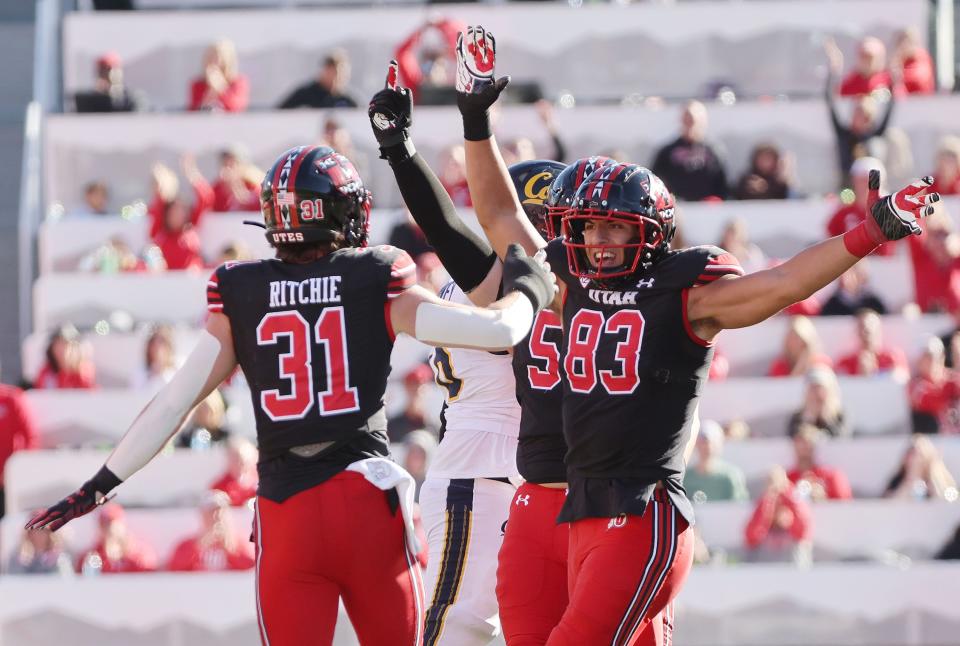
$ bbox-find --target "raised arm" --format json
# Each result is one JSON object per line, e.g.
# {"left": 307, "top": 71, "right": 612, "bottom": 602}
{"left": 455, "top": 25, "right": 547, "bottom": 260}
{"left": 368, "top": 61, "right": 502, "bottom": 306}
{"left": 26, "top": 313, "right": 238, "bottom": 532}
{"left": 687, "top": 173, "right": 940, "bottom": 339}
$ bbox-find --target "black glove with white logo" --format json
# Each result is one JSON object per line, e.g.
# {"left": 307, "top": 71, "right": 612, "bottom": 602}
{"left": 502, "top": 244, "right": 557, "bottom": 313}
{"left": 368, "top": 60, "right": 416, "bottom": 164}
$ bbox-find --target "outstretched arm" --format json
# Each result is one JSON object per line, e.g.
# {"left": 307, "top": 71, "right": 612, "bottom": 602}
{"left": 391, "top": 243, "right": 556, "bottom": 350}
{"left": 455, "top": 25, "right": 547, "bottom": 260}
{"left": 369, "top": 61, "right": 502, "bottom": 306}
{"left": 26, "top": 313, "right": 238, "bottom": 532}
{"left": 688, "top": 173, "right": 940, "bottom": 339}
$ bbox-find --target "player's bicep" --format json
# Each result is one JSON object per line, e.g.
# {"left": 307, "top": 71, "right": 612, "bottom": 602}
{"left": 687, "top": 269, "right": 789, "bottom": 334}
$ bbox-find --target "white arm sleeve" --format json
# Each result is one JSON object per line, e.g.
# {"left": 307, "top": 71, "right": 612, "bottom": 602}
{"left": 414, "top": 294, "right": 534, "bottom": 350}
{"left": 105, "top": 331, "right": 223, "bottom": 480}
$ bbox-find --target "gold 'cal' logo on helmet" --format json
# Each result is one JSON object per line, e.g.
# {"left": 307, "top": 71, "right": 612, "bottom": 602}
{"left": 522, "top": 171, "right": 552, "bottom": 206}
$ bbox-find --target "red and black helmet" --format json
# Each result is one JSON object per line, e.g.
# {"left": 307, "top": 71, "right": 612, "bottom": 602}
{"left": 544, "top": 156, "right": 617, "bottom": 239}
{"left": 562, "top": 163, "right": 676, "bottom": 281}
{"left": 260, "top": 146, "right": 371, "bottom": 248}
{"left": 508, "top": 159, "right": 567, "bottom": 239}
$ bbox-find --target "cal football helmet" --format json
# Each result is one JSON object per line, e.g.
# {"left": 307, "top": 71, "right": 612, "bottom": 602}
{"left": 544, "top": 156, "right": 617, "bottom": 239}
{"left": 562, "top": 163, "right": 676, "bottom": 281}
{"left": 260, "top": 146, "right": 371, "bottom": 248}
{"left": 508, "top": 159, "right": 566, "bottom": 238}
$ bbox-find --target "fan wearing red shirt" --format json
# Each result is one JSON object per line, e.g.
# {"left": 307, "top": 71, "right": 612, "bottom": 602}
{"left": 909, "top": 337, "right": 960, "bottom": 433}
{"left": 930, "top": 137, "right": 960, "bottom": 197}
{"left": 211, "top": 146, "right": 263, "bottom": 212}
{"left": 210, "top": 437, "right": 258, "bottom": 506}
{"left": 786, "top": 425, "right": 852, "bottom": 500}
{"left": 34, "top": 326, "right": 96, "bottom": 390}
{"left": 892, "top": 28, "right": 935, "bottom": 95}
{"left": 0, "top": 377, "right": 38, "bottom": 518}
{"left": 835, "top": 309, "right": 909, "bottom": 379}
{"left": 394, "top": 17, "right": 465, "bottom": 101}
{"left": 907, "top": 211, "right": 960, "bottom": 313}
{"left": 147, "top": 155, "right": 214, "bottom": 271}
{"left": 838, "top": 37, "right": 903, "bottom": 97}
{"left": 744, "top": 467, "right": 814, "bottom": 563}
{"left": 768, "top": 315, "right": 834, "bottom": 377}
{"left": 188, "top": 39, "right": 249, "bottom": 112}
{"left": 75, "top": 503, "right": 157, "bottom": 574}
{"left": 168, "top": 491, "right": 254, "bottom": 572}
{"left": 826, "top": 158, "right": 896, "bottom": 257}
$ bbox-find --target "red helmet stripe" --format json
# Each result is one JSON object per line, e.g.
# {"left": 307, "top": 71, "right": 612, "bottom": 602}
{"left": 269, "top": 149, "right": 289, "bottom": 228}
{"left": 599, "top": 164, "right": 628, "bottom": 201}
{"left": 286, "top": 145, "right": 319, "bottom": 228}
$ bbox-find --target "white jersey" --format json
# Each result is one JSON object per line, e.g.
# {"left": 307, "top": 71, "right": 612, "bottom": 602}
{"left": 426, "top": 280, "right": 521, "bottom": 480}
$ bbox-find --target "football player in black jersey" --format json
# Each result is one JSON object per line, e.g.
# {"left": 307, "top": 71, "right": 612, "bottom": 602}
{"left": 454, "top": 24, "right": 940, "bottom": 646}
{"left": 26, "top": 146, "right": 557, "bottom": 646}
{"left": 368, "top": 60, "right": 604, "bottom": 646}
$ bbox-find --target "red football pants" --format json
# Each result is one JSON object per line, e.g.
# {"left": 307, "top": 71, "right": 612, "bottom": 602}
{"left": 496, "top": 484, "right": 570, "bottom": 646}
{"left": 254, "top": 471, "right": 425, "bottom": 646}
{"left": 545, "top": 490, "right": 693, "bottom": 646}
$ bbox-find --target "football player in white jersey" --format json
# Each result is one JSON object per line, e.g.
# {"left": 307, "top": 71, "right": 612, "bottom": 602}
{"left": 368, "top": 62, "right": 565, "bottom": 645}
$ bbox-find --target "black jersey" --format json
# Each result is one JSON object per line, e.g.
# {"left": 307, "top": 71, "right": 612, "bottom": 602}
{"left": 545, "top": 238, "right": 743, "bottom": 523}
{"left": 207, "top": 245, "right": 417, "bottom": 501}
{"left": 512, "top": 309, "right": 567, "bottom": 483}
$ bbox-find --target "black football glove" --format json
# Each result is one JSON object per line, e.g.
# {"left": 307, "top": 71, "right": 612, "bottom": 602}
{"left": 867, "top": 171, "right": 940, "bottom": 242}
{"left": 24, "top": 466, "right": 122, "bottom": 532}
{"left": 455, "top": 25, "right": 510, "bottom": 141}
{"left": 368, "top": 61, "right": 416, "bottom": 164}
{"left": 502, "top": 243, "right": 557, "bottom": 314}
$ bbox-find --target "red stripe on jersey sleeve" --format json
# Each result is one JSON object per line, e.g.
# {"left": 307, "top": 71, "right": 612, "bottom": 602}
{"left": 207, "top": 270, "right": 224, "bottom": 312}
{"left": 695, "top": 251, "right": 744, "bottom": 286}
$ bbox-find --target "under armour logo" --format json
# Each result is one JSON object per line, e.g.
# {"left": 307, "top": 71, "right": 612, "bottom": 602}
{"left": 607, "top": 514, "right": 627, "bottom": 529}
{"left": 515, "top": 494, "right": 530, "bottom": 506}
{"left": 636, "top": 278, "right": 655, "bottom": 289}
{"left": 579, "top": 277, "right": 591, "bottom": 288}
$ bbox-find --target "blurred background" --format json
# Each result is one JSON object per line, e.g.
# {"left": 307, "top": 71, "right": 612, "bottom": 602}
{"left": 1, "top": 0, "right": 960, "bottom": 644}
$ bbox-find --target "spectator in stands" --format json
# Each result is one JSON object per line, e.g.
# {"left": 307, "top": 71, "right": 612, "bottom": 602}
{"left": 768, "top": 315, "right": 833, "bottom": 377}
{"left": 930, "top": 136, "right": 960, "bottom": 196}
{"left": 908, "top": 337, "right": 960, "bottom": 434}
{"left": 210, "top": 437, "right": 258, "bottom": 506}
{"left": 387, "top": 364, "right": 438, "bottom": 442}
{"left": 835, "top": 309, "right": 909, "bottom": 380}
{"left": 215, "top": 241, "right": 254, "bottom": 265}
{"left": 278, "top": 49, "right": 357, "bottom": 109}
{"left": 168, "top": 491, "right": 254, "bottom": 572}
{"left": 211, "top": 145, "right": 263, "bottom": 212}
{"left": 76, "top": 503, "right": 157, "bottom": 574}
{"left": 147, "top": 155, "right": 214, "bottom": 271}
{"left": 177, "top": 389, "right": 230, "bottom": 450}
{"left": 188, "top": 39, "right": 249, "bottom": 112}
{"left": 74, "top": 51, "right": 144, "bottom": 113}
{"left": 891, "top": 28, "right": 935, "bottom": 95}
{"left": 828, "top": 36, "right": 901, "bottom": 97}
{"left": 820, "top": 262, "right": 888, "bottom": 316}
{"left": 438, "top": 144, "right": 472, "bottom": 207}
{"left": 787, "top": 425, "right": 852, "bottom": 501}
{"left": 133, "top": 326, "right": 177, "bottom": 392}
{"left": 394, "top": 18, "right": 464, "bottom": 103}
{"left": 8, "top": 520, "right": 73, "bottom": 575}
{"left": 744, "top": 466, "right": 814, "bottom": 565}
{"left": 500, "top": 101, "right": 568, "bottom": 165}
{"left": 71, "top": 181, "right": 110, "bottom": 216}
{"left": 708, "top": 348, "right": 730, "bottom": 382}
{"left": 403, "top": 430, "right": 437, "bottom": 500}
{"left": 734, "top": 142, "right": 794, "bottom": 200}
{"left": 884, "top": 435, "right": 958, "bottom": 500}
{"left": 788, "top": 366, "right": 848, "bottom": 438}
{"left": 34, "top": 325, "right": 96, "bottom": 390}
{"left": 651, "top": 100, "right": 728, "bottom": 201}
{"left": 683, "top": 420, "right": 748, "bottom": 503}
{"left": 823, "top": 38, "right": 895, "bottom": 188}
{"left": 79, "top": 236, "right": 157, "bottom": 274}
{"left": 825, "top": 157, "right": 896, "bottom": 256}
{"left": 0, "top": 360, "right": 37, "bottom": 519}
{"left": 388, "top": 211, "right": 432, "bottom": 260}
{"left": 907, "top": 209, "right": 960, "bottom": 313}
{"left": 717, "top": 217, "right": 766, "bottom": 274}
